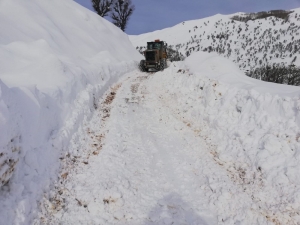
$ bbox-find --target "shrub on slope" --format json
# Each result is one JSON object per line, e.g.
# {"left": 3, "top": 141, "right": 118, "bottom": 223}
{"left": 231, "top": 10, "right": 293, "bottom": 22}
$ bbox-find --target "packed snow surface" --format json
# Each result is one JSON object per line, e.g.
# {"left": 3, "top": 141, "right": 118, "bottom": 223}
{"left": 0, "top": 0, "right": 140, "bottom": 224}
{"left": 38, "top": 52, "right": 300, "bottom": 224}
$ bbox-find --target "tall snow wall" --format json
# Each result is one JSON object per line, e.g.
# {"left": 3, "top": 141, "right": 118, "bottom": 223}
{"left": 0, "top": 0, "right": 141, "bottom": 224}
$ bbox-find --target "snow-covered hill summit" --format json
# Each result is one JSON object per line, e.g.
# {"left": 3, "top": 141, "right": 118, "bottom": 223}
{"left": 130, "top": 9, "right": 300, "bottom": 84}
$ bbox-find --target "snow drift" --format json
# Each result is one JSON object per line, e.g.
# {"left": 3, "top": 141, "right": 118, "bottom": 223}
{"left": 150, "top": 51, "right": 300, "bottom": 224}
{"left": 0, "top": 0, "right": 141, "bottom": 224}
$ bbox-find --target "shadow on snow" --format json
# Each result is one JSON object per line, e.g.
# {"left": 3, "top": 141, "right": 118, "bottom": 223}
{"left": 143, "top": 193, "right": 210, "bottom": 225}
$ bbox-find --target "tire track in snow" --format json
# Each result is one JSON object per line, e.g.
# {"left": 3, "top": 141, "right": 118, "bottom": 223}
{"left": 118, "top": 72, "right": 217, "bottom": 224}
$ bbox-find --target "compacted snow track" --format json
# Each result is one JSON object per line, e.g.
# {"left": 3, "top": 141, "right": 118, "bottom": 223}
{"left": 37, "top": 68, "right": 216, "bottom": 224}
{"left": 36, "top": 64, "right": 298, "bottom": 225}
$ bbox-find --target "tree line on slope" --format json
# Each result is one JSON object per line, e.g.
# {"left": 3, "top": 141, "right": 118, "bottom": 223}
{"left": 246, "top": 63, "right": 300, "bottom": 86}
{"left": 91, "top": 0, "right": 134, "bottom": 32}
{"left": 231, "top": 10, "right": 293, "bottom": 22}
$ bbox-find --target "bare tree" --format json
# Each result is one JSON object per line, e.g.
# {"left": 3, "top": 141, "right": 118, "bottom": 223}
{"left": 92, "top": 0, "right": 114, "bottom": 17}
{"left": 111, "top": 0, "right": 135, "bottom": 31}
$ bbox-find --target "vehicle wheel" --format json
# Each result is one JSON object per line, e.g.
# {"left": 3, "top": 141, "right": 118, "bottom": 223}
{"left": 163, "top": 59, "right": 167, "bottom": 68}
{"left": 159, "top": 60, "right": 165, "bottom": 71}
{"left": 139, "top": 60, "right": 146, "bottom": 72}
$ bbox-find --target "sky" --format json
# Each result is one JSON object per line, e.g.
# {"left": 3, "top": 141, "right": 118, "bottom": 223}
{"left": 74, "top": 0, "right": 300, "bottom": 35}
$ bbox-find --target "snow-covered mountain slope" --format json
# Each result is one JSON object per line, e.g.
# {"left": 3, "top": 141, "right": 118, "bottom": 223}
{"left": 0, "top": 0, "right": 141, "bottom": 224}
{"left": 130, "top": 9, "right": 300, "bottom": 73}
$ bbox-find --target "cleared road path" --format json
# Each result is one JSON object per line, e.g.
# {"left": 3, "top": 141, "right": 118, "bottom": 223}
{"left": 37, "top": 64, "right": 271, "bottom": 225}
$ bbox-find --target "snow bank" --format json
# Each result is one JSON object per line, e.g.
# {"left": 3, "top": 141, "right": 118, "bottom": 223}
{"left": 0, "top": 0, "right": 141, "bottom": 224}
{"left": 186, "top": 52, "right": 300, "bottom": 96}
{"left": 152, "top": 52, "right": 300, "bottom": 224}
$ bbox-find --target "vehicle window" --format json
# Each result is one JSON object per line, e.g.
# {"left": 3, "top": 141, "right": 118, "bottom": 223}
{"left": 148, "top": 43, "right": 161, "bottom": 50}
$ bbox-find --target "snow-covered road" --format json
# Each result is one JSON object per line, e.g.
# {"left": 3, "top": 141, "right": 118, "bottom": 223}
{"left": 1, "top": 1, "right": 300, "bottom": 223}
{"left": 37, "top": 62, "right": 299, "bottom": 225}
{"left": 37, "top": 67, "right": 218, "bottom": 224}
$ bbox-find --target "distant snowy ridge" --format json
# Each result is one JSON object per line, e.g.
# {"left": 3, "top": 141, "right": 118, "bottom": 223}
{"left": 0, "top": 0, "right": 140, "bottom": 224}
{"left": 130, "top": 8, "right": 300, "bottom": 82}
